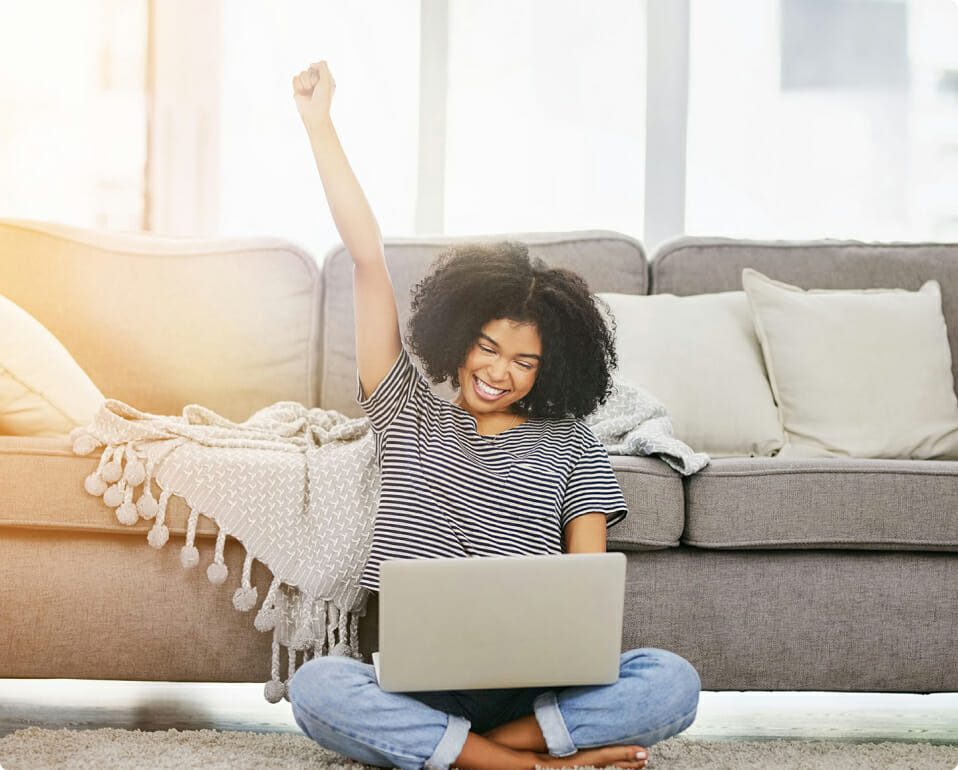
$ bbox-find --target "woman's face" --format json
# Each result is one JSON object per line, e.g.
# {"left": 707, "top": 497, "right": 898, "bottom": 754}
{"left": 455, "top": 318, "right": 542, "bottom": 416}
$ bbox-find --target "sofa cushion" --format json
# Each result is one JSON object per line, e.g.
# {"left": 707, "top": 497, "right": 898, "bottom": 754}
{"left": 321, "top": 231, "right": 649, "bottom": 417}
{"left": 597, "top": 290, "right": 783, "bottom": 458}
{"left": 606, "top": 456, "right": 684, "bottom": 550}
{"left": 0, "top": 436, "right": 218, "bottom": 538}
{"left": 0, "top": 219, "right": 322, "bottom": 422}
{"left": 2, "top": 437, "right": 682, "bottom": 553}
{"left": 683, "top": 457, "right": 958, "bottom": 551}
{"left": 0, "top": 291, "right": 105, "bottom": 436}
{"left": 649, "top": 237, "right": 958, "bottom": 405}
{"left": 742, "top": 268, "right": 958, "bottom": 459}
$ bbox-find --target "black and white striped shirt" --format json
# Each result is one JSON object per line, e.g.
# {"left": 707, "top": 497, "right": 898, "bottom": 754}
{"left": 357, "top": 347, "right": 628, "bottom": 592}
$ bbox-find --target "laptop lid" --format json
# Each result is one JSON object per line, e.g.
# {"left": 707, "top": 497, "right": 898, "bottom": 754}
{"left": 374, "top": 551, "right": 626, "bottom": 692}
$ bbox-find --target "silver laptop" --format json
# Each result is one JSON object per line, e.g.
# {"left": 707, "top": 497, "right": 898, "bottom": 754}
{"left": 372, "top": 551, "right": 626, "bottom": 692}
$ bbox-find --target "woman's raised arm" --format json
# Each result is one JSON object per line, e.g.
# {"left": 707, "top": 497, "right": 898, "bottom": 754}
{"left": 293, "top": 61, "right": 401, "bottom": 398}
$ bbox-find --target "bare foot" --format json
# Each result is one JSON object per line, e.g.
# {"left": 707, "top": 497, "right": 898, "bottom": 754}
{"left": 533, "top": 744, "right": 649, "bottom": 769}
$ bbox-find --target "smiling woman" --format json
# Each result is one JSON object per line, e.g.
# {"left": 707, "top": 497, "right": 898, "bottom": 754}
{"left": 289, "top": 58, "right": 699, "bottom": 770}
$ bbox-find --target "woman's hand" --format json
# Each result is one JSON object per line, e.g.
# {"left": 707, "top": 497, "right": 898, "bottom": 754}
{"left": 293, "top": 60, "right": 336, "bottom": 129}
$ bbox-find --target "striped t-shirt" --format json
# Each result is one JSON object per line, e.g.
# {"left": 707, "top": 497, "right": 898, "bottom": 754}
{"left": 357, "top": 347, "right": 628, "bottom": 592}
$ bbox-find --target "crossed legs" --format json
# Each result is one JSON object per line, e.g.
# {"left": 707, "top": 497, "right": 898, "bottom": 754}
{"left": 289, "top": 648, "right": 700, "bottom": 770}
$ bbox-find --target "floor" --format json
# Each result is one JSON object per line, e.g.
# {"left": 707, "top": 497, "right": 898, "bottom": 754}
{"left": 1, "top": 680, "right": 957, "bottom": 745}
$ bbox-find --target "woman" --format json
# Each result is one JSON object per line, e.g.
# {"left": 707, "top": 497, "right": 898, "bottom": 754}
{"left": 287, "top": 60, "right": 700, "bottom": 770}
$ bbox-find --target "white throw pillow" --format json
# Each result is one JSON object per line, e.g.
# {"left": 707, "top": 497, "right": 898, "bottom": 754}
{"left": 0, "top": 292, "right": 105, "bottom": 436}
{"left": 742, "top": 268, "right": 958, "bottom": 459}
{"left": 598, "top": 291, "right": 784, "bottom": 457}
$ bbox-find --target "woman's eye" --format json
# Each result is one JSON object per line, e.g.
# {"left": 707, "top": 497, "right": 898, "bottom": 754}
{"left": 479, "top": 345, "right": 495, "bottom": 354}
{"left": 517, "top": 361, "right": 533, "bottom": 370}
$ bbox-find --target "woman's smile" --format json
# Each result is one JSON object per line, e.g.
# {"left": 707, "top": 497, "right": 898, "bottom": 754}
{"left": 472, "top": 374, "right": 509, "bottom": 400}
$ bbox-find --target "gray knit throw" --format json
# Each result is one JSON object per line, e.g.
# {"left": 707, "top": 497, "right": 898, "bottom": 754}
{"left": 586, "top": 378, "right": 711, "bottom": 475}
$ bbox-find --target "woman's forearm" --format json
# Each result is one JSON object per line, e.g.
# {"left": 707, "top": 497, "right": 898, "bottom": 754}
{"left": 305, "top": 118, "right": 384, "bottom": 266}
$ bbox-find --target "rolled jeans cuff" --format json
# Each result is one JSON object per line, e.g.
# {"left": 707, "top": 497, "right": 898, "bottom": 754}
{"left": 424, "top": 713, "right": 471, "bottom": 770}
{"left": 533, "top": 690, "right": 577, "bottom": 757}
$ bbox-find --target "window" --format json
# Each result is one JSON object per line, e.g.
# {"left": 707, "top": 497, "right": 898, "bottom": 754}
{"left": 217, "top": 0, "right": 421, "bottom": 260}
{"left": 685, "top": 0, "right": 958, "bottom": 241}
{"left": 0, "top": 0, "right": 148, "bottom": 231}
{"left": 443, "top": 0, "right": 646, "bottom": 237}
{"left": 216, "top": 0, "right": 645, "bottom": 258}
{"left": 5, "top": 1, "right": 956, "bottom": 248}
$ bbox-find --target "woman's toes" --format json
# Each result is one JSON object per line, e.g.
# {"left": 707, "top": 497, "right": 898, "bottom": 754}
{"left": 612, "top": 744, "right": 648, "bottom": 768}
{"left": 614, "top": 744, "right": 647, "bottom": 762}
{"left": 581, "top": 744, "right": 649, "bottom": 768}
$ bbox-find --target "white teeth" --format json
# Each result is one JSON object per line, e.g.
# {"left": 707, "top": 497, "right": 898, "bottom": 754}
{"left": 475, "top": 376, "right": 506, "bottom": 396}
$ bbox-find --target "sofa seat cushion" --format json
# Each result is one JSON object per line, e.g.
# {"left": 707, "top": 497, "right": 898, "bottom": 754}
{"left": 607, "top": 456, "right": 685, "bottom": 550}
{"left": 684, "top": 457, "right": 958, "bottom": 551}
{"left": 0, "top": 436, "right": 218, "bottom": 538}
{"left": 2, "top": 437, "right": 684, "bottom": 552}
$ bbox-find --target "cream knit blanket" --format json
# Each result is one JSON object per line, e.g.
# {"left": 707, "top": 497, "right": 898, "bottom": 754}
{"left": 71, "top": 399, "right": 379, "bottom": 703}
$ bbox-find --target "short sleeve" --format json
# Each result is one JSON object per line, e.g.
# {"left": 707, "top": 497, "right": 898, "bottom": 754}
{"left": 356, "top": 347, "right": 428, "bottom": 433}
{"left": 560, "top": 427, "right": 628, "bottom": 531}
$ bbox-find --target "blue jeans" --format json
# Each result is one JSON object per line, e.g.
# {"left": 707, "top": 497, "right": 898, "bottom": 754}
{"left": 289, "top": 648, "right": 700, "bottom": 770}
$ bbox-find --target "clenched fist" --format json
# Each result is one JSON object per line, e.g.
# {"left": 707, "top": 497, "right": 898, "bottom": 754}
{"left": 293, "top": 60, "right": 336, "bottom": 128}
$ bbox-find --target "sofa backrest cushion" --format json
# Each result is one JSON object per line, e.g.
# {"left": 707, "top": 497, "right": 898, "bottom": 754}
{"left": 650, "top": 236, "right": 958, "bottom": 399}
{"left": 321, "top": 230, "right": 648, "bottom": 416}
{"left": 0, "top": 219, "right": 323, "bottom": 422}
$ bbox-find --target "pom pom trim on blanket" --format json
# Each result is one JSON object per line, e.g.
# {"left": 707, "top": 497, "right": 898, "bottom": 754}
{"left": 71, "top": 399, "right": 381, "bottom": 703}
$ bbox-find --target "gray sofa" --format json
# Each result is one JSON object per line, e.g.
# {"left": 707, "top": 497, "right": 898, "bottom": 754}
{"left": 2, "top": 221, "right": 956, "bottom": 692}
{"left": 323, "top": 231, "right": 958, "bottom": 693}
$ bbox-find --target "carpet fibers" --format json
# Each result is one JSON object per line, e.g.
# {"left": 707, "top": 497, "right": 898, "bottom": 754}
{"left": 1, "top": 727, "right": 957, "bottom": 770}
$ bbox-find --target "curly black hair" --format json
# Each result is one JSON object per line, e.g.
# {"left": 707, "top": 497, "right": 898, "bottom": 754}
{"left": 405, "top": 241, "right": 617, "bottom": 419}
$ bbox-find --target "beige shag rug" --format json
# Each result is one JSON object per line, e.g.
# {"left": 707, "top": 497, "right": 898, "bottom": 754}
{"left": 1, "top": 727, "right": 957, "bottom": 770}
